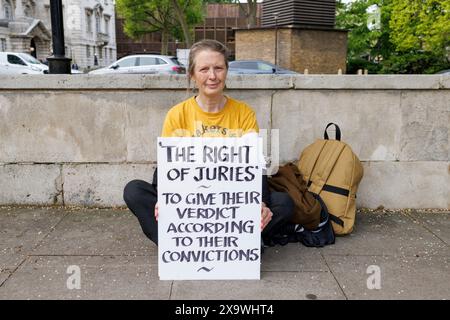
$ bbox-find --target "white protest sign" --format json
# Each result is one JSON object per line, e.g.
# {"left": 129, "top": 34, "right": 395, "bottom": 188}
{"left": 157, "top": 136, "right": 263, "bottom": 280}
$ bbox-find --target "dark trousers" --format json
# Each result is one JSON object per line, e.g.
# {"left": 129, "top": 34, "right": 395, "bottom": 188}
{"left": 123, "top": 179, "right": 294, "bottom": 246}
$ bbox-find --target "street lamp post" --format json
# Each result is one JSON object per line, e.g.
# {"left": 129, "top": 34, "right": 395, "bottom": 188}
{"left": 47, "top": 0, "right": 71, "bottom": 74}
{"left": 273, "top": 13, "right": 279, "bottom": 67}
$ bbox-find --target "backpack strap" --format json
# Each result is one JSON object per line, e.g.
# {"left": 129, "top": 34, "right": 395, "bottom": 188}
{"left": 324, "top": 123, "right": 341, "bottom": 141}
{"left": 311, "top": 193, "right": 342, "bottom": 227}
{"left": 328, "top": 213, "right": 344, "bottom": 227}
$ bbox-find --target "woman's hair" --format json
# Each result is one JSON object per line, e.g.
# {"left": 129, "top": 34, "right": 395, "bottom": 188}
{"left": 187, "top": 39, "right": 229, "bottom": 91}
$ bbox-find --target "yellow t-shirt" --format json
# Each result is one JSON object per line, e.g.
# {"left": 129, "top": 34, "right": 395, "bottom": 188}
{"left": 161, "top": 96, "right": 259, "bottom": 137}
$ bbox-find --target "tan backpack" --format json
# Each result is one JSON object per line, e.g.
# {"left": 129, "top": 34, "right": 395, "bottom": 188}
{"left": 297, "top": 123, "right": 364, "bottom": 235}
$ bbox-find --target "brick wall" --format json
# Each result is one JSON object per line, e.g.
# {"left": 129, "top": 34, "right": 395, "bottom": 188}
{"left": 292, "top": 29, "right": 347, "bottom": 74}
{"left": 236, "top": 28, "right": 347, "bottom": 74}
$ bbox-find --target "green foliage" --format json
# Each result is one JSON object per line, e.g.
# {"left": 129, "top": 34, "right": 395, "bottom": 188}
{"left": 336, "top": 0, "right": 373, "bottom": 59}
{"left": 336, "top": 0, "right": 450, "bottom": 73}
{"left": 202, "top": 0, "right": 235, "bottom": 3}
{"left": 116, "top": 0, "right": 175, "bottom": 37}
{"left": 389, "top": 0, "right": 450, "bottom": 55}
{"left": 379, "top": 51, "right": 450, "bottom": 74}
{"left": 347, "top": 57, "right": 381, "bottom": 74}
{"left": 116, "top": 0, "right": 204, "bottom": 47}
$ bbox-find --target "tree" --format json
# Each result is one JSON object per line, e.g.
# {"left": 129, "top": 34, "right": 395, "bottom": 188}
{"left": 116, "top": 0, "right": 204, "bottom": 53}
{"left": 389, "top": 0, "right": 450, "bottom": 56}
{"left": 336, "top": 0, "right": 450, "bottom": 73}
{"left": 116, "top": 0, "right": 178, "bottom": 54}
{"left": 336, "top": 0, "right": 374, "bottom": 59}
{"left": 239, "top": 0, "right": 258, "bottom": 28}
{"left": 203, "top": 0, "right": 234, "bottom": 3}
{"left": 382, "top": 0, "right": 450, "bottom": 73}
{"left": 203, "top": 0, "right": 258, "bottom": 28}
{"left": 171, "top": 0, "right": 204, "bottom": 48}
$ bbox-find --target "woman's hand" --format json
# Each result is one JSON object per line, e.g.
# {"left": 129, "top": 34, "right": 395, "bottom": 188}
{"left": 261, "top": 202, "right": 273, "bottom": 231}
{"left": 155, "top": 202, "right": 159, "bottom": 221}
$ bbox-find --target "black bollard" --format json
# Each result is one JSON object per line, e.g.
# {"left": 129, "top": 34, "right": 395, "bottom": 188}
{"left": 47, "top": 0, "right": 71, "bottom": 74}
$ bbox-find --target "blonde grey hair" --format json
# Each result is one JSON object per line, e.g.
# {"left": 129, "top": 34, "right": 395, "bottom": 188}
{"left": 187, "top": 39, "right": 229, "bottom": 92}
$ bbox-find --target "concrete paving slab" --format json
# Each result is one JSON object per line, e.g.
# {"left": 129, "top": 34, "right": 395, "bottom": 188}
{"left": 0, "top": 250, "right": 26, "bottom": 278}
{"left": 170, "top": 271, "right": 345, "bottom": 300}
{"left": 1, "top": 207, "right": 448, "bottom": 300}
{"left": 261, "top": 243, "right": 329, "bottom": 272}
{"left": 0, "top": 270, "right": 11, "bottom": 286}
{"left": 0, "top": 207, "right": 66, "bottom": 271}
{"left": 0, "top": 256, "right": 170, "bottom": 300}
{"left": 324, "top": 254, "right": 450, "bottom": 300}
{"left": 32, "top": 209, "right": 157, "bottom": 257}
{"left": 321, "top": 211, "right": 450, "bottom": 257}
{"left": 406, "top": 212, "right": 450, "bottom": 245}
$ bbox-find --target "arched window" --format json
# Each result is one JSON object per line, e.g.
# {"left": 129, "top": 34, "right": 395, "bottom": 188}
{"left": 4, "top": 0, "right": 13, "bottom": 20}
{"left": 86, "top": 9, "right": 93, "bottom": 33}
{"left": 95, "top": 12, "right": 101, "bottom": 33}
{"left": 24, "top": 0, "right": 36, "bottom": 17}
{"left": 24, "top": 4, "right": 31, "bottom": 17}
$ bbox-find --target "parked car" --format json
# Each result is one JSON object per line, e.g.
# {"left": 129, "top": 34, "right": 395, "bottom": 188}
{"left": 0, "top": 52, "right": 81, "bottom": 75}
{"left": 88, "top": 54, "right": 186, "bottom": 75}
{"left": 435, "top": 69, "right": 450, "bottom": 75}
{"left": 0, "top": 52, "right": 48, "bottom": 74}
{"left": 228, "top": 60, "right": 298, "bottom": 74}
{"left": 69, "top": 68, "right": 84, "bottom": 74}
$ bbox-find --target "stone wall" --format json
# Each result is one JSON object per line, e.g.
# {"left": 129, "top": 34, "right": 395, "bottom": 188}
{"left": 0, "top": 74, "right": 449, "bottom": 209}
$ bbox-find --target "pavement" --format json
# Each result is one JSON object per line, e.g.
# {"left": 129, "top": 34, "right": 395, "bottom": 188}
{"left": 0, "top": 206, "right": 448, "bottom": 300}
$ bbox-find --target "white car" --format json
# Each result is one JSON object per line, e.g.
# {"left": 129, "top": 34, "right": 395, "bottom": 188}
{"left": 88, "top": 54, "right": 186, "bottom": 75}
{"left": 0, "top": 52, "right": 48, "bottom": 74}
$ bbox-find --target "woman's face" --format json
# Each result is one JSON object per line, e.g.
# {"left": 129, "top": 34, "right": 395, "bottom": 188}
{"left": 191, "top": 50, "right": 227, "bottom": 97}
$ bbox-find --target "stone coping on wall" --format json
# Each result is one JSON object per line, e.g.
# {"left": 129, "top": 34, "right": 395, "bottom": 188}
{"left": 0, "top": 74, "right": 448, "bottom": 90}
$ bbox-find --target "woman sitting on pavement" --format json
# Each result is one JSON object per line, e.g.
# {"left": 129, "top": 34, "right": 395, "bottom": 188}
{"left": 123, "top": 39, "right": 294, "bottom": 248}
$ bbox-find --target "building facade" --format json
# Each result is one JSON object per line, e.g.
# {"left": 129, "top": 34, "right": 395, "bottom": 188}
{"left": 236, "top": 27, "right": 348, "bottom": 74}
{"left": 0, "top": 0, "right": 116, "bottom": 70}
{"left": 235, "top": 0, "right": 348, "bottom": 74}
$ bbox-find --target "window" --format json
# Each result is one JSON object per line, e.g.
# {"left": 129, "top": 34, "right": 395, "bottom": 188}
{"left": 117, "top": 57, "right": 136, "bottom": 68}
{"left": 4, "top": 1, "right": 12, "bottom": 19}
{"left": 0, "top": 39, "right": 6, "bottom": 52}
{"left": 104, "top": 16, "right": 110, "bottom": 35}
{"left": 86, "top": 10, "right": 92, "bottom": 33}
{"left": 258, "top": 62, "right": 275, "bottom": 71}
{"left": 17, "top": 53, "right": 40, "bottom": 65}
{"left": 109, "top": 48, "right": 113, "bottom": 61}
{"left": 7, "top": 55, "right": 26, "bottom": 65}
{"left": 95, "top": 13, "right": 101, "bottom": 33}
{"left": 24, "top": 4, "right": 31, "bottom": 17}
{"left": 233, "top": 61, "right": 258, "bottom": 69}
{"left": 138, "top": 57, "right": 157, "bottom": 66}
{"left": 86, "top": 45, "right": 91, "bottom": 57}
{"left": 98, "top": 46, "right": 102, "bottom": 59}
{"left": 156, "top": 58, "right": 167, "bottom": 65}
{"left": 170, "top": 58, "right": 182, "bottom": 66}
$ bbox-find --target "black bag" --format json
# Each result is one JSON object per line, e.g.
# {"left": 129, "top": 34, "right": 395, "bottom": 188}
{"left": 267, "top": 194, "right": 336, "bottom": 248}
